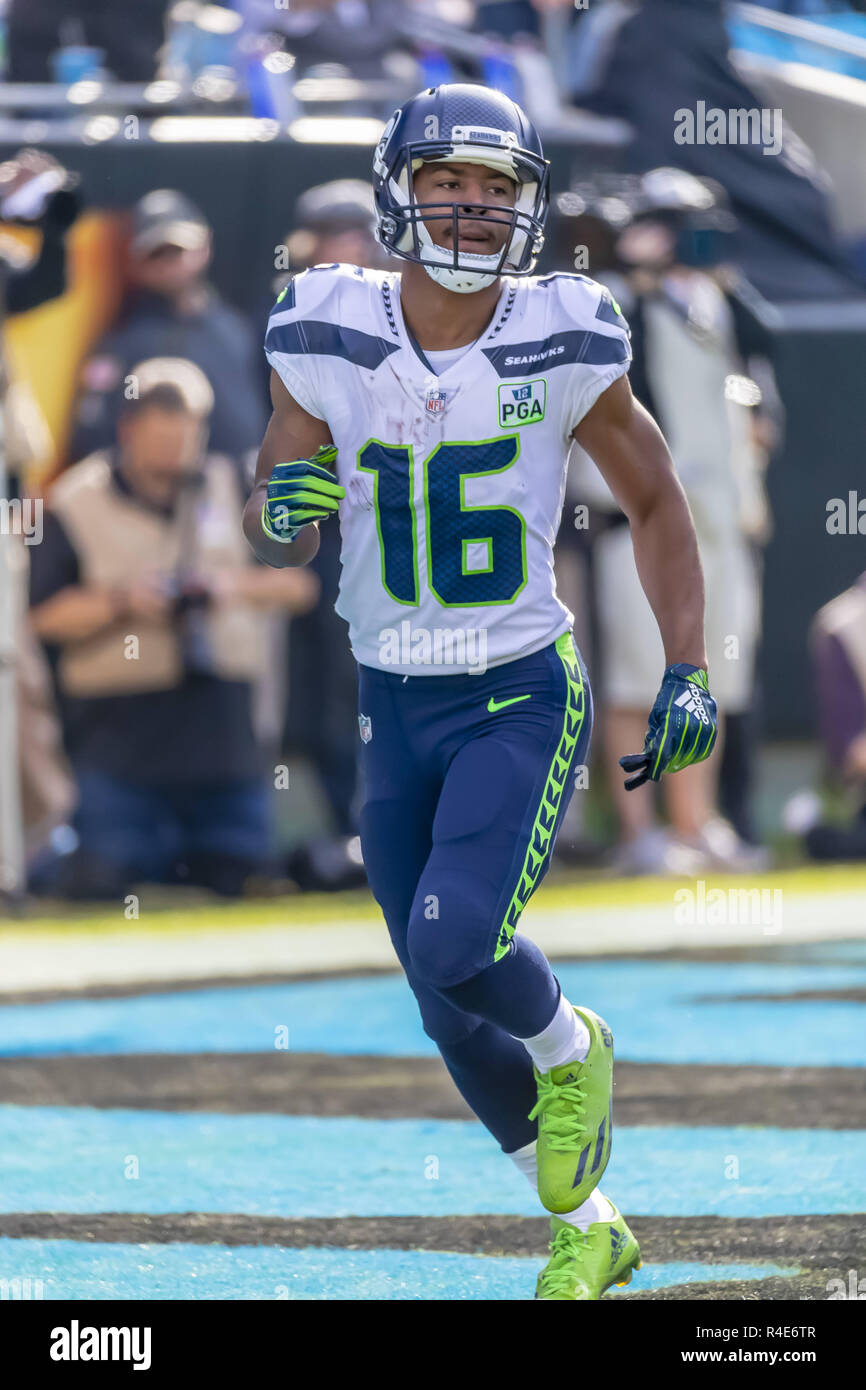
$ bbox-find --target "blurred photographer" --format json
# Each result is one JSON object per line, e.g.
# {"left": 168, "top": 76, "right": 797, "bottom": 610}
{"left": 802, "top": 573, "right": 866, "bottom": 863}
{"left": 28, "top": 357, "right": 318, "bottom": 899}
{"left": 560, "top": 170, "right": 773, "bottom": 872}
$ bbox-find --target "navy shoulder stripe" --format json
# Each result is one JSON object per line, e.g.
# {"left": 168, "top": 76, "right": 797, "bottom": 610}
{"left": 265, "top": 319, "right": 399, "bottom": 370}
{"left": 482, "top": 329, "right": 629, "bottom": 378}
{"left": 595, "top": 293, "right": 629, "bottom": 331}
{"left": 272, "top": 279, "right": 295, "bottom": 313}
{"left": 534, "top": 272, "right": 595, "bottom": 289}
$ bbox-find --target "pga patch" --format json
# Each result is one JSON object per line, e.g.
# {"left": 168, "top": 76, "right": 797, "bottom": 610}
{"left": 498, "top": 379, "right": 546, "bottom": 427}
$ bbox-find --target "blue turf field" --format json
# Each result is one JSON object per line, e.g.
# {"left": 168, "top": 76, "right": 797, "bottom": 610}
{"left": 0, "top": 939, "right": 862, "bottom": 1298}
{"left": 1, "top": 957, "right": 864, "bottom": 1065}
{"left": 1, "top": 1107, "right": 863, "bottom": 1218}
{"left": 0, "top": 1238, "right": 801, "bottom": 1300}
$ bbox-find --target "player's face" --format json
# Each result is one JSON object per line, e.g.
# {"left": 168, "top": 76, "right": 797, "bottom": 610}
{"left": 413, "top": 160, "right": 517, "bottom": 258}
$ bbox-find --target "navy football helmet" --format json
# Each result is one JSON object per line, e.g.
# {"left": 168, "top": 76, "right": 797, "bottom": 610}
{"left": 372, "top": 83, "right": 550, "bottom": 294}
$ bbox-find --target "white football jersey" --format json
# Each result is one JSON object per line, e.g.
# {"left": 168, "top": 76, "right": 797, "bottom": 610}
{"left": 265, "top": 263, "right": 631, "bottom": 674}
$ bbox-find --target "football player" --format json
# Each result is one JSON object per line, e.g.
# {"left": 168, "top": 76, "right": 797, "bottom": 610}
{"left": 244, "top": 84, "right": 717, "bottom": 1300}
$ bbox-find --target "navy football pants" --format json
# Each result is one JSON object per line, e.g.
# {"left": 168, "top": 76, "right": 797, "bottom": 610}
{"left": 358, "top": 632, "right": 593, "bottom": 1151}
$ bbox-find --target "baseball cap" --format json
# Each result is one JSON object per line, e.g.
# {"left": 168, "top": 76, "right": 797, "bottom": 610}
{"left": 292, "top": 179, "right": 375, "bottom": 234}
{"left": 131, "top": 189, "right": 210, "bottom": 256}
{"left": 128, "top": 357, "right": 215, "bottom": 418}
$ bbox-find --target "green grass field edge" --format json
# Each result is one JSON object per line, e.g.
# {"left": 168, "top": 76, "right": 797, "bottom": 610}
{"left": 1, "top": 862, "right": 865, "bottom": 944}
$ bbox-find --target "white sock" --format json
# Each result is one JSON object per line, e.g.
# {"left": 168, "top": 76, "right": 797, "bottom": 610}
{"left": 516, "top": 991, "right": 591, "bottom": 1072}
{"left": 508, "top": 1139, "right": 614, "bottom": 1231}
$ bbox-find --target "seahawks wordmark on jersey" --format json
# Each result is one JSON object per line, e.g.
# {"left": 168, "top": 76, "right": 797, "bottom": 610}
{"left": 265, "top": 264, "right": 631, "bottom": 675}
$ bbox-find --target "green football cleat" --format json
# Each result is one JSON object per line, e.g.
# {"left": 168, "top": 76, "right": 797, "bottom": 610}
{"left": 528, "top": 1006, "right": 614, "bottom": 1213}
{"left": 535, "top": 1203, "right": 641, "bottom": 1300}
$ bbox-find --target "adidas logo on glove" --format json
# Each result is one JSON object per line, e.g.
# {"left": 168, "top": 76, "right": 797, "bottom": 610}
{"left": 674, "top": 687, "right": 710, "bottom": 724}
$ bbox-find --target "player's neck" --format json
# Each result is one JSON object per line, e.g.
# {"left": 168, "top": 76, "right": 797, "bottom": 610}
{"left": 399, "top": 263, "right": 503, "bottom": 350}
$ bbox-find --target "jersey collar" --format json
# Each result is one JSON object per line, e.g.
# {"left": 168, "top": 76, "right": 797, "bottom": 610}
{"left": 383, "top": 273, "right": 519, "bottom": 383}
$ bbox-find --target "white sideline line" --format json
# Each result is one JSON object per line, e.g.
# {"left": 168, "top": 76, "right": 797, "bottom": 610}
{"left": 0, "top": 892, "right": 863, "bottom": 996}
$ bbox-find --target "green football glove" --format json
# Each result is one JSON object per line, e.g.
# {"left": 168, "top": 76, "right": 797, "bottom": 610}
{"left": 619, "top": 664, "right": 718, "bottom": 790}
{"left": 261, "top": 444, "right": 344, "bottom": 543}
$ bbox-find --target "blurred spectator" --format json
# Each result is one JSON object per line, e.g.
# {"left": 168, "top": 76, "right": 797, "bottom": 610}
{"left": 245, "top": 0, "right": 414, "bottom": 80}
{"left": 1, "top": 149, "right": 82, "bottom": 483}
{"left": 277, "top": 179, "right": 381, "bottom": 290}
{"left": 69, "top": 190, "right": 267, "bottom": 473}
{"left": 28, "top": 358, "right": 317, "bottom": 899}
{"left": 560, "top": 170, "right": 771, "bottom": 872}
{"left": 0, "top": 149, "right": 80, "bottom": 316}
{"left": 0, "top": 150, "right": 82, "bottom": 894}
{"left": 6, "top": 0, "right": 170, "bottom": 82}
{"left": 245, "top": 0, "right": 560, "bottom": 109}
{"left": 474, "top": 0, "right": 540, "bottom": 39}
{"left": 577, "top": 0, "right": 866, "bottom": 301}
{"left": 803, "top": 573, "right": 866, "bottom": 861}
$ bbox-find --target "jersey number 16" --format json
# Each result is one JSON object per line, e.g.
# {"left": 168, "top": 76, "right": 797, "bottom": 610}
{"left": 358, "top": 435, "right": 527, "bottom": 608}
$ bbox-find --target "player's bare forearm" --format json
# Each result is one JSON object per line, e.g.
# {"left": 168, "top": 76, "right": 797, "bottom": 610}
{"left": 242, "top": 370, "right": 334, "bottom": 569}
{"left": 573, "top": 375, "right": 707, "bottom": 670}
{"left": 626, "top": 481, "right": 707, "bottom": 669}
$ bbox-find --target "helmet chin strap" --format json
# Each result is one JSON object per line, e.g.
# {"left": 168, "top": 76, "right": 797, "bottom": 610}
{"left": 417, "top": 220, "right": 502, "bottom": 294}
{"left": 423, "top": 262, "right": 498, "bottom": 294}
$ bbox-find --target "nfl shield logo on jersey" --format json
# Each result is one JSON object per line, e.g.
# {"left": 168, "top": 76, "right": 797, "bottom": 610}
{"left": 358, "top": 713, "right": 373, "bottom": 743}
{"left": 425, "top": 386, "right": 448, "bottom": 414}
